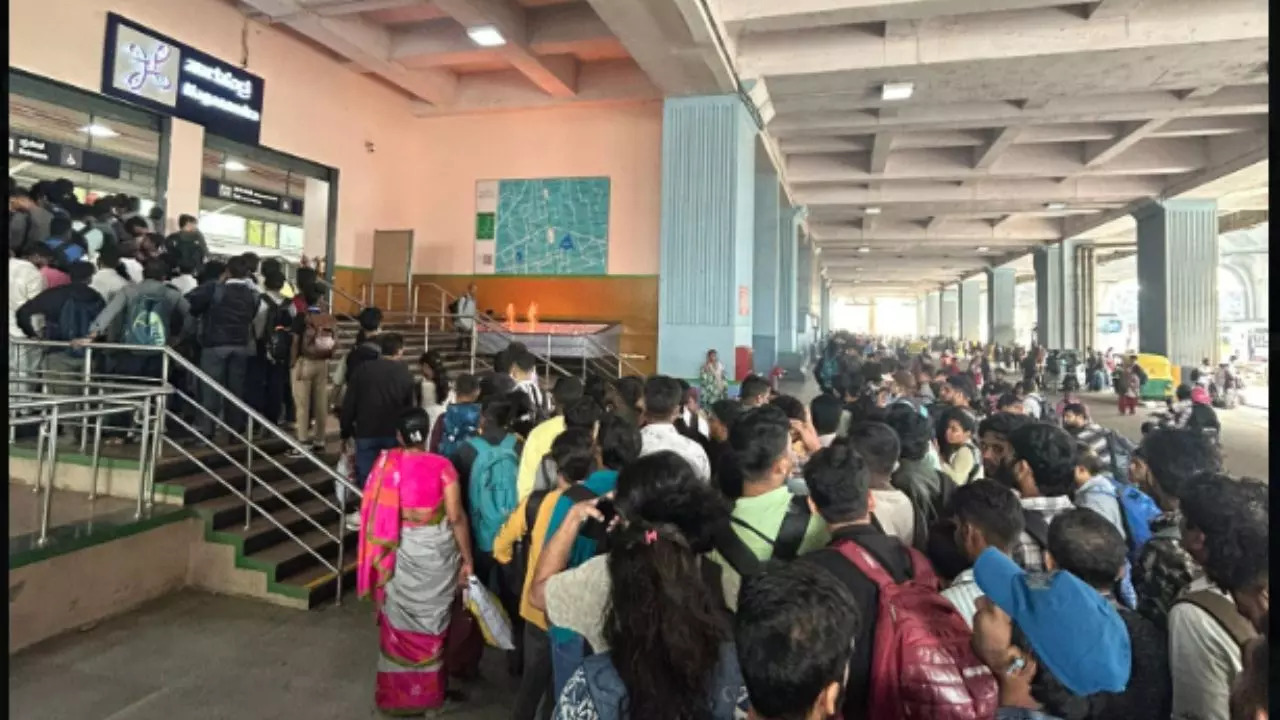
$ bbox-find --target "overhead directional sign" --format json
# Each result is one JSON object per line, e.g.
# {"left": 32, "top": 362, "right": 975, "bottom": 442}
{"left": 8, "top": 134, "right": 122, "bottom": 179}
{"left": 201, "top": 177, "right": 304, "bottom": 216}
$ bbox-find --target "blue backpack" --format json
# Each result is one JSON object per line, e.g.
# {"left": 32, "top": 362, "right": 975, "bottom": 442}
{"left": 437, "top": 403, "right": 481, "bottom": 458}
{"left": 123, "top": 291, "right": 171, "bottom": 347}
{"left": 44, "top": 236, "right": 86, "bottom": 271}
{"left": 466, "top": 435, "right": 520, "bottom": 553}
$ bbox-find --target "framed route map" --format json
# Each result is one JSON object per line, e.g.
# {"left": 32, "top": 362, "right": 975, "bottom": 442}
{"left": 474, "top": 177, "right": 610, "bottom": 276}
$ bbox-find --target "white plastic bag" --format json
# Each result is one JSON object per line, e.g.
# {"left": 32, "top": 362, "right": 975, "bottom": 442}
{"left": 463, "top": 575, "right": 515, "bottom": 650}
{"left": 334, "top": 453, "right": 355, "bottom": 510}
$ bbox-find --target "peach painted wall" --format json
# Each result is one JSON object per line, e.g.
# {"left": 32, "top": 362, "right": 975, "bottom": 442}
{"left": 8, "top": 0, "right": 423, "bottom": 268}
{"left": 414, "top": 102, "right": 663, "bottom": 275}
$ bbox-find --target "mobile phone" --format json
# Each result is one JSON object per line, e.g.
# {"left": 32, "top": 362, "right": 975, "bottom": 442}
{"left": 581, "top": 499, "right": 617, "bottom": 544}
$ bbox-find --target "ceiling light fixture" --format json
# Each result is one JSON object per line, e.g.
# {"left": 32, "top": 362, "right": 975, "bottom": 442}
{"left": 864, "top": 206, "right": 881, "bottom": 215}
{"left": 78, "top": 123, "right": 118, "bottom": 138}
{"left": 858, "top": 246, "right": 871, "bottom": 253}
{"left": 881, "top": 82, "right": 914, "bottom": 101}
{"left": 467, "top": 25, "right": 506, "bottom": 47}
{"left": 222, "top": 159, "right": 249, "bottom": 172}
{"left": 976, "top": 246, "right": 990, "bottom": 253}
{"left": 1044, "top": 201, "right": 1067, "bottom": 210}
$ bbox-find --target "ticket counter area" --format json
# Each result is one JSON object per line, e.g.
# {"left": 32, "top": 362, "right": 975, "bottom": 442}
{"left": 8, "top": 70, "right": 164, "bottom": 212}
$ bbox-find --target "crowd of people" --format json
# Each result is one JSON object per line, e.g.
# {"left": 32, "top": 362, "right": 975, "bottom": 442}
{"left": 343, "top": 328, "right": 1267, "bottom": 720}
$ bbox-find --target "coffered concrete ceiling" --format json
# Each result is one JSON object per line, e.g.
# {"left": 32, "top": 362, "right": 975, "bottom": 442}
{"left": 704, "top": 0, "right": 1270, "bottom": 293}
{"left": 233, "top": 0, "right": 662, "bottom": 113}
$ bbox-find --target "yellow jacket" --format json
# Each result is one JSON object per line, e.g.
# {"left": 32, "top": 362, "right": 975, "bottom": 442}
{"left": 516, "top": 416, "right": 564, "bottom": 500}
{"left": 493, "top": 488, "right": 565, "bottom": 630}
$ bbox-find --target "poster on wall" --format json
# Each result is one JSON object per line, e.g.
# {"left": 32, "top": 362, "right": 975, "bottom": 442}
{"left": 100, "top": 13, "right": 265, "bottom": 145}
{"left": 279, "top": 225, "right": 305, "bottom": 253}
{"left": 473, "top": 176, "right": 610, "bottom": 276}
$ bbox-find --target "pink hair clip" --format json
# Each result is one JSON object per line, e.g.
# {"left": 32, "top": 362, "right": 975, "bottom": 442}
{"left": 644, "top": 529, "right": 658, "bottom": 545}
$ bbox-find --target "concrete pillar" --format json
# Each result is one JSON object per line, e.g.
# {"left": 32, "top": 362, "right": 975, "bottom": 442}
{"left": 916, "top": 295, "right": 927, "bottom": 336}
{"left": 303, "top": 177, "right": 330, "bottom": 262}
{"left": 940, "top": 286, "right": 959, "bottom": 339}
{"left": 1072, "top": 244, "right": 1097, "bottom": 351}
{"left": 925, "top": 291, "right": 941, "bottom": 336}
{"left": 819, "top": 280, "right": 831, "bottom": 334}
{"left": 1059, "top": 239, "right": 1078, "bottom": 350}
{"left": 986, "top": 267, "right": 1016, "bottom": 346}
{"left": 777, "top": 207, "right": 799, "bottom": 356}
{"left": 796, "top": 238, "right": 813, "bottom": 356}
{"left": 959, "top": 278, "right": 981, "bottom": 342}
{"left": 658, "top": 95, "right": 756, "bottom": 376}
{"left": 867, "top": 300, "right": 878, "bottom": 335}
{"left": 1033, "top": 246, "right": 1063, "bottom": 348}
{"left": 160, "top": 117, "right": 204, "bottom": 234}
{"left": 752, "top": 170, "right": 780, "bottom": 371}
{"left": 1133, "top": 199, "right": 1219, "bottom": 374}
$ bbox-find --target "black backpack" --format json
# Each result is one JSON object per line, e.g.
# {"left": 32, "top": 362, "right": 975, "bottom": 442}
{"left": 714, "top": 494, "right": 812, "bottom": 578}
{"left": 260, "top": 296, "right": 294, "bottom": 365}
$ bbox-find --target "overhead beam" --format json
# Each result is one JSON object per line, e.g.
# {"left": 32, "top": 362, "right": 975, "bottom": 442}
{"left": 809, "top": 217, "right": 1062, "bottom": 242}
{"left": 581, "top": 0, "right": 729, "bottom": 96}
{"left": 1082, "top": 118, "right": 1168, "bottom": 167}
{"left": 433, "top": 0, "right": 579, "bottom": 97}
{"left": 869, "top": 133, "right": 893, "bottom": 173}
{"left": 736, "top": 1, "right": 1267, "bottom": 79}
{"left": 241, "top": 0, "right": 458, "bottom": 105}
{"left": 1084, "top": 0, "right": 1148, "bottom": 19}
{"left": 720, "top": 0, "right": 1076, "bottom": 34}
{"left": 972, "top": 127, "right": 1020, "bottom": 170}
{"left": 310, "top": 0, "right": 424, "bottom": 16}
{"left": 409, "top": 59, "right": 659, "bottom": 116}
{"left": 795, "top": 176, "right": 1166, "bottom": 206}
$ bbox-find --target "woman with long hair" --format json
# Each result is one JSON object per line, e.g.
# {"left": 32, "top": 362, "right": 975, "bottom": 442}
{"left": 357, "top": 407, "right": 474, "bottom": 715}
{"left": 536, "top": 452, "right": 745, "bottom": 720}
{"left": 936, "top": 405, "right": 982, "bottom": 486}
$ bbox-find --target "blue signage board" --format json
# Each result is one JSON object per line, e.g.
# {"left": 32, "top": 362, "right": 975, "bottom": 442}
{"left": 100, "top": 13, "right": 265, "bottom": 145}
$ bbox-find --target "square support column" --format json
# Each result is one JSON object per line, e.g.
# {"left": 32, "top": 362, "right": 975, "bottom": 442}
{"left": 1133, "top": 199, "right": 1219, "bottom": 375}
{"left": 940, "top": 286, "right": 959, "bottom": 339}
{"left": 819, "top": 280, "right": 831, "bottom": 334}
{"left": 752, "top": 169, "right": 781, "bottom": 371}
{"left": 160, "top": 117, "right": 205, "bottom": 234}
{"left": 986, "top": 267, "right": 1016, "bottom": 346}
{"left": 959, "top": 278, "right": 981, "bottom": 342}
{"left": 916, "top": 294, "right": 927, "bottom": 336}
{"left": 797, "top": 237, "right": 813, "bottom": 356}
{"left": 1033, "top": 246, "right": 1063, "bottom": 348}
{"left": 777, "top": 207, "right": 802, "bottom": 370}
{"left": 658, "top": 95, "right": 756, "bottom": 377}
{"left": 925, "top": 291, "right": 941, "bottom": 336}
{"left": 1072, "top": 244, "right": 1097, "bottom": 351}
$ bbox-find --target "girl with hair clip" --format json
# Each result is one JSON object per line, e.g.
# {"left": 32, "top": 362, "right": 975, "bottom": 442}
{"left": 356, "top": 407, "right": 474, "bottom": 715}
{"left": 552, "top": 519, "right": 748, "bottom": 720}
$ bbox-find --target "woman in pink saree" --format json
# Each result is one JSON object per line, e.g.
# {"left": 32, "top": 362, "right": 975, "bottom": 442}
{"left": 358, "top": 408, "right": 474, "bottom": 716}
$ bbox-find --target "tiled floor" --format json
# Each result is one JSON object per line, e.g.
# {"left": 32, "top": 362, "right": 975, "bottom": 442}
{"left": 9, "top": 591, "right": 522, "bottom": 720}
{"left": 8, "top": 484, "right": 138, "bottom": 539}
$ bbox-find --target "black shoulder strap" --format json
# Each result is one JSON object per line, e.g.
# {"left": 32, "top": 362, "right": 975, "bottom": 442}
{"left": 773, "top": 495, "right": 812, "bottom": 561}
{"left": 563, "top": 484, "right": 599, "bottom": 505}
{"left": 1022, "top": 508, "right": 1051, "bottom": 549}
{"left": 713, "top": 523, "right": 762, "bottom": 577}
{"left": 522, "top": 490, "right": 550, "bottom": 539}
{"left": 699, "top": 556, "right": 731, "bottom": 615}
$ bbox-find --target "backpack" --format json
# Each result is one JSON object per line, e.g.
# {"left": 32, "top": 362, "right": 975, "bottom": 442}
{"left": 52, "top": 292, "right": 103, "bottom": 357}
{"left": 300, "top": 307, "right": 338, "bottom": 360}
{"left": 438, "top": 404, "right": 481, "bottom": 458}
{"left": 1105, "top": 477, "right": 1161, "bottom": 566}
{"left": 167, "top": 231, "right": 204, "bottom": 272}
{"left": 466, "top": 435, "right": 520, "bottom": 552}
{"left": 505, "top": 488, "right": 553, "bottom": 594}
{"left": 835, "top": 540, "right": 998, "bottom": 720}
{"left": 1174, "top": 590, "right": 1258, "bottom": 648}
{"left": 260, "top": 296, "right": 294, "bottom": 365}
{"left": 44, "top": 235, "right": 86, "bottom": 271}
{"left": 123, "top": 291, "right": 171, "bottom": 347}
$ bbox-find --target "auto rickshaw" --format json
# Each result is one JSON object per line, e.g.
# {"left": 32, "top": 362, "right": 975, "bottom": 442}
{"left": 907, "top": 340, "right": 927, "bottom": 355}
{"left": 1134, "top": 353, "right": 1179, "bottom": 400}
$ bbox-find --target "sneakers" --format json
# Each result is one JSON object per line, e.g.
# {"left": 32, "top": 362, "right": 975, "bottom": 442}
{"left": 344, "top": 512, "right": 361, "bottom": 532}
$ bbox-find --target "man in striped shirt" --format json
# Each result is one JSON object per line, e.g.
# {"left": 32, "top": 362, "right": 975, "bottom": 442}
{"left": 1061, "top": 402, "right": 1113, "bottom": 467}
{"left": 991, "top": 423, "right": 1080, "bottom": 574}
{"left": 942, "top": 479, "right": 1026, "bottom": 628}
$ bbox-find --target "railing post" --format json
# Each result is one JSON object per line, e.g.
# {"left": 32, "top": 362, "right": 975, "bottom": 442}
{"left": 412, "top": 285, "right": 419, "bottom": 323}
{"left": 149, "top": 351, "right": 170, "bottom": 510}
{"left": 469, "top": 321, "right": 478, "bottom": 374}
{"left": 424, "top": 317, "right": 430, "bottom": 354}
{"left": 440, "top": 293, "right": 446, "bottom": 332}
{"left": 89, "top": 411, "right": 105, "bottom": 501}
{"left": 335, "top": 519, "right": 346, "bottom": 607}
{"left": 80, "top": 346, "right": 92, "bottom": 452}
{"left": 37, "top": 407, "right": 59, "bottom": 547}
{"left": 545, "top": 334, "right": 553, "bottom": 380}
{"left": 135, "top": 397, "right": 152, "bottom": 519}
{"left": 244, "top": 416, "right": 255, "bottom": 530}
{"left": 581, "top": 338, "right": 587, "bottom": 380}
{"left": 33, "top": 416, "right": 46, "bottom": 495}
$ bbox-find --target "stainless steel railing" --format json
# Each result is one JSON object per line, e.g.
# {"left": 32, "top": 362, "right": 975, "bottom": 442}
{"left": 9, "top": 339, "right": 363, "bottom": 604}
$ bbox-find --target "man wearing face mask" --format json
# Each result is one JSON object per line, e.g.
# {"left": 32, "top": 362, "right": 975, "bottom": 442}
{"left": 989, "top": 423, "right": 1079, "bottom": 574}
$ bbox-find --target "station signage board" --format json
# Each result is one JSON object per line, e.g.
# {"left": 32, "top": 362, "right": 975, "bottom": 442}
{"left": 201, "top": 178, "right": 304, "bottom": 216}
{"left": 8, "top": 133, "right": 122, "bottom": 179}
{"left": 100, "top": 13, "right": 266, "bottom": 145}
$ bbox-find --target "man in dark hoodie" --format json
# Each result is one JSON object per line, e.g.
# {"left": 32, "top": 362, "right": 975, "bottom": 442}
{"left": 186, "top": 254, "right": 259, "bottom": 436}
{"left": 341, "top": 333, "right": 417, "bottom": 527}
{"left": 164, "top": 214, "right": 208, "bottom": 275}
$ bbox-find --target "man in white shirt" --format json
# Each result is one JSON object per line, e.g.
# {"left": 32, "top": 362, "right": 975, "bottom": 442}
{"left": 89, "top": 246, "right": 132, "bottom": 304}
{"left": 454, "top": 282, "right": 477, "bottom": 351}
{"left": 509, "top": 349, "right": 546, "bottom": 425}
{"left": 638, "top": 375, "right": 711, "bottom": 482}
{"left": 940, "top": 480, "right": 1025, "bottom": 628}
{"left": 9, "top": 244, "right": 49, "bottom": 407}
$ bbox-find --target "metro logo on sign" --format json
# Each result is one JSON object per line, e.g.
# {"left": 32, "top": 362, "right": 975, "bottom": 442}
{"left": 101, "top": 13, "right": 265, "bottom": 145}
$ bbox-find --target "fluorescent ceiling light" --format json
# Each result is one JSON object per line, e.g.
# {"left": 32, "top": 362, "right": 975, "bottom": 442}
{"left": 222, "top": 159, "right": 249, "bottom": 172}
{"left": 1044, "top": 201, "right": 1067, "bottom": 210}
{"left": 881, "top": 82, "right": 914, "bottom": 101}
{"left": 467, "top": 25, "right": 506, "bottom": 47}
{"left": 858, "top": 246, "right": 871, "bottom": 253}
{"left": 976, "top": 246, "right": 990, "bottom": 253}
{"left": 854, "top": 266, "right": 863, "bottom": 271}
{"left": 78, "top": 123, "right": 118, "bottom": 138}
{"left": 864, "top": 206, "right": 881, "bottom": 215}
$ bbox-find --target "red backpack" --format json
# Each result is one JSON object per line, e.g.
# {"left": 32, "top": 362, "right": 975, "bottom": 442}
{"left": 835, "top": 540, "right": 998, "bottom": 720}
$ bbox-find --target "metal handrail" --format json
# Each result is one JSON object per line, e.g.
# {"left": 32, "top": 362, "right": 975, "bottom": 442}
{"left": 473, "top": 315, "right": 578, "bottom": 379}
{"left": 321, "top": 279, "right": 367, "bottom": 315}
{"left": 10, "top": 339, "right": 360, "bottom": 499}
{"left": 580, "top": 333, "right": 646, "bottom": 378}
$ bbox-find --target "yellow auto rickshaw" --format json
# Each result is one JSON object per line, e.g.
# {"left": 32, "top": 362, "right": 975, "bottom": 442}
{"left": 1134, "top": 353, "right": 1180, "bottom": 400}
{"left": 907, "top": 340, "right": 927, "bottom": 355}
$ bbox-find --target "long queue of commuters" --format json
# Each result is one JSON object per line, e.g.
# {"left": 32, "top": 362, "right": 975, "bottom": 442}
{"left": 333, "top": 326, "right": 1267, "bottom": 720}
